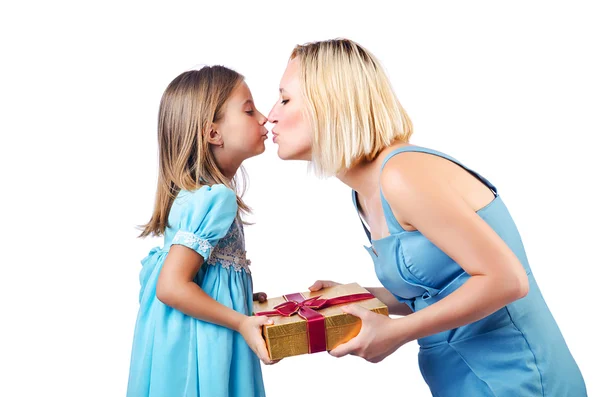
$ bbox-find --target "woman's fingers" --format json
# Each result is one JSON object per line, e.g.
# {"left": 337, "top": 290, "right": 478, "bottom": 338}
{"left": 341, "top": 304, "right": 371, "bottom": 320}
{"left": 308, "top": 280, "right": 340, "bottom": 291}
{"left": 329, "top": 337, "right": 361, "bottom": 358}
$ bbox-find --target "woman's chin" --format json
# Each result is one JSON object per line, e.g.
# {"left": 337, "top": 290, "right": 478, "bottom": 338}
{"left": 276, "top": 146, "right": 311, "bottom": 161}
{"left": 276, "top": 147, "right": 293, "bottom": 161}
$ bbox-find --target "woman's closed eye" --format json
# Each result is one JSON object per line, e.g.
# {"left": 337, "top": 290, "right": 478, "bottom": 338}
{"left": 281, "top": 99, "right": 289, "bottom": 105}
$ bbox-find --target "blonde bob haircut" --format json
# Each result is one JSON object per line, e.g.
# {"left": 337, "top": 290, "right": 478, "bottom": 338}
{"left": 290, "top": 39, "right": 413, "bottom": 176}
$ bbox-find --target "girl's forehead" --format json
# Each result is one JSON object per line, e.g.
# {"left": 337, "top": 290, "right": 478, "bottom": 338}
{"left": 223, "top": 82, "right": 253, "bottom": 110}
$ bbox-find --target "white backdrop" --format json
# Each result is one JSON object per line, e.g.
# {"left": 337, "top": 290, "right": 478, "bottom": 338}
{"left": 1, "top": 1, "right": 598, "bottom": 396}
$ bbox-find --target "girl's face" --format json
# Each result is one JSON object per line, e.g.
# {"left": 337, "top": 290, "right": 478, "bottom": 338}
{"left": 268, "top": 58, "right": 312, "bottom": 161}
{"left": 216, "top": 81, "right": 268, "bottom": 161}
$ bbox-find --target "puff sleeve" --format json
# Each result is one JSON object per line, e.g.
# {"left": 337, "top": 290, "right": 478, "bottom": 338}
{"left": 171, "top": 184, "right": 237, "bottom": 260}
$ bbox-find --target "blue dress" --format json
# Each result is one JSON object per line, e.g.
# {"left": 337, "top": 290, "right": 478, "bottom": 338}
{"left": 352, "top": 146, "right": 586, "bottom": 396}
{"left": 127, "top": 184, "right": 265, "bottom": 397}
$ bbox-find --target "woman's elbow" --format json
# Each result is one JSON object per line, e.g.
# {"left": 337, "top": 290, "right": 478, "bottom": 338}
{"left": 507, "top": 268, "right": 529, "bottom": 301}
{"left": 516, "top": 274, "right": 529, "bottom": 299}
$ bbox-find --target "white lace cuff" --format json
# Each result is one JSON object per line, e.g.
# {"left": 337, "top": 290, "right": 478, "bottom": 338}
{"left": 172, "top": 230, "right": 213, "bottom": 258}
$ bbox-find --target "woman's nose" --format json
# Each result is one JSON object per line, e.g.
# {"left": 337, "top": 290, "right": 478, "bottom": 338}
{"left": 268, "top": 104, "right": 278, "bottom": 124}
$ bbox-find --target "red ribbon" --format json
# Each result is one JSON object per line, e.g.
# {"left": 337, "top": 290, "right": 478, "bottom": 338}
{"left": 256, "top": 292, "right": 374, "bottom": 354}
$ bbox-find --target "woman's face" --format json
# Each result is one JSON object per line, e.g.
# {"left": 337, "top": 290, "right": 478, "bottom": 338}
{"left": 268, "top": 58, "right": 312, "bottom": 161}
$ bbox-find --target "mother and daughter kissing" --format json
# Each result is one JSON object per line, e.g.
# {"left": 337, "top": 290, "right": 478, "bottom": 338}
{"left": 126, "top": 38, "right": 586, "bottom": 397}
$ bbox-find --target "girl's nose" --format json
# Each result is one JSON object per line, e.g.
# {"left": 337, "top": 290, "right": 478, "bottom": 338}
{"left": 258, "top": 112, "right": 267, "bottom": 126}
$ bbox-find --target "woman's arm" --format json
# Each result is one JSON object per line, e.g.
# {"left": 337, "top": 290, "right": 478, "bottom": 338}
{"left": 381, "top": 154, "right": 528, "bottom": 340}
{"left": 365, "top": 287, "right": 413, "bottom": 316}
{"left": 329, "top": 154, "right": 528, "bottom": 362}
{"left": 156, "top": 245, "right": 274, "bottom": 364}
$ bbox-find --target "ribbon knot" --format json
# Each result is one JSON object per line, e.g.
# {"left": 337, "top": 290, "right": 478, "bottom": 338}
{"left": 269, "top": 296, "right": 328, "bottom": 316}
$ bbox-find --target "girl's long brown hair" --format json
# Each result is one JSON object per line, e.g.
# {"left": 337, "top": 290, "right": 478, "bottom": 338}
{"left": 140, "top": 66, "right": 250, "bottom": 238}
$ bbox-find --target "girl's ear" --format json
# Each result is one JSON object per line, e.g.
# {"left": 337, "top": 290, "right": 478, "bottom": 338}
{"left": 206, "top": 123, "right": 224, "bottom": 148}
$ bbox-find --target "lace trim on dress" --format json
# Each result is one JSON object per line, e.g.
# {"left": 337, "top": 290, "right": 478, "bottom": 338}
{"left": 172, "top": 231, "right": 213, "bottom": 256}
{"left": 207, "top": 250, "right": 251, "bottom": 273}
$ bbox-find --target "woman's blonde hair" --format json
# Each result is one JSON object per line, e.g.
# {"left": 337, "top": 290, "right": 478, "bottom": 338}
{"left": 290, "top": 38, "right": 413, "bottom": 176}
{"left": 140, "top": 66, "right": 250, "bottom": 238}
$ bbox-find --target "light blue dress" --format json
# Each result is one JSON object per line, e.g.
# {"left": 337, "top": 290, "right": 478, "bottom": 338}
{"left": 127, "top": 184, "right": 265, "bottom": 397}
{"left": 352, "top": 146, "right": 586, "bottom": 396}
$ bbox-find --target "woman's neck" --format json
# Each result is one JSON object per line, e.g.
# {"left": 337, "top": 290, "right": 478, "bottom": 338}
{"left": 336, "top": 160, "right": 380, "bottom": 199}
{"left": 336, "top": 142, "right": 411, "bottom": 199}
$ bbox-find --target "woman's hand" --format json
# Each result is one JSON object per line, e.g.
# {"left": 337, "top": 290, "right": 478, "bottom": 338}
{"left": 329, "top": 304, "right": 406, "bottom": 363}
{"left": 238, "top": 315, "right": 277, "bottom": 365}
{"left": 308, "top": 280, "right": 341, "bottom": 292}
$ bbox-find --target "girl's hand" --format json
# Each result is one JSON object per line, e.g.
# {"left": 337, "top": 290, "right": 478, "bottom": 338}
{"left": 329, "top": 304, "right": 405, "bottom": 363}
{"left": 253, "top": 292, "right": 268, "bottom": 302}
{"left": 238, "top": 316, "right": 277, "bottom": 365}
{"left": 308, "top": 280, "right": 341, "bottom": 292}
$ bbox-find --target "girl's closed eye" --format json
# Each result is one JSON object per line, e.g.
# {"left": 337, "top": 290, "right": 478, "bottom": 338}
{"left": 281, "top": 99, "right": 289, "bottom": 105}
{"left": 245, "top": 109, "right": 255, "bottom": 115}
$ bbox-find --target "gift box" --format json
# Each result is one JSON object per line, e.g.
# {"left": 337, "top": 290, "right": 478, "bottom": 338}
{"left": 253, "top": 283, "right": 388, "bottom": 360}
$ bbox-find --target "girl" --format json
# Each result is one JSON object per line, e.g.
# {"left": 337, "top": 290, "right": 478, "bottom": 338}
{"left": 268, "top": 39, "right": 586, "bottom": 396}
{"left": 127, "top": 66, "right": 273, "bottom": 397}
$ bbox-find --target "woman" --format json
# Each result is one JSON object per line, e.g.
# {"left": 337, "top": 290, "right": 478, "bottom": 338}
{"left": 267, "top": 39, "right": 586, "bottom": 396}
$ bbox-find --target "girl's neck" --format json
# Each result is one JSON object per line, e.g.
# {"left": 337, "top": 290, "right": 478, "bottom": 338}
{"left": 219, "top": 164, "right": 239, "bottom": 180}
{"left": 214, "top": 153, "right": 242, "bottom": 180}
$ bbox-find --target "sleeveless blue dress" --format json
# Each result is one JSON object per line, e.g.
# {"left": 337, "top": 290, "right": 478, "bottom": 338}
{"left": 127, "top": 184, "right": 265, "bottom": 397}
{"left": 352, "top": 146, "right": 586, "bottom": 396}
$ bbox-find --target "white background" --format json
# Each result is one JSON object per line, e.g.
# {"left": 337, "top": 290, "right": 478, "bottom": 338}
{"left": 1, "top": 1, "right": 599, "bottom": 396}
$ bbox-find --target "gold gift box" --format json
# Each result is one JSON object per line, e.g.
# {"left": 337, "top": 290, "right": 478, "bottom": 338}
{"left": 253, "top": 283, "right": 388, "bottom": 360}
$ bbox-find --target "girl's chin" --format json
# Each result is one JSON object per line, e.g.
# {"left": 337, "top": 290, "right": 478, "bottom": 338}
{"left": 251, "top": 142, "right": 267, "bottom": 156}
